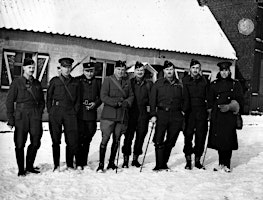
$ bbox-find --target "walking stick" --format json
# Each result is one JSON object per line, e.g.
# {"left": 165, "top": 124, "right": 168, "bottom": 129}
{"left": 140, "top": 122, "right": 155, "bottom": 172}
{"left": 116, "top": 108, "right": 127, "bottom": 174}
{"left": 201, "top": 121, "right": 210, "bottom": 166}
{"left": 115, "top": 139, "right": 121, "bottom": 174}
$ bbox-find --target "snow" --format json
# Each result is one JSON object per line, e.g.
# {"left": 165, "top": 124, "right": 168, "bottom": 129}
{"left": 0, "top": 116, "right": 263, "bottom": 200}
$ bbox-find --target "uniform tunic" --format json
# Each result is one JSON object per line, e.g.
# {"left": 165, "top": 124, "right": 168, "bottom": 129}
{"left": 122, "top": 77, "right": 152, "bottom": 156}
{"left": 6, "top": 76, "right": 45, "bottom": 149}
{"left": 207, "top": 76, "right": 244, "bottom": 151}
{"left": 46, "top": 75, "right": 80, "bottom": 167}
{"left": 182, "top": 74, "right": 209, "bottom": 157}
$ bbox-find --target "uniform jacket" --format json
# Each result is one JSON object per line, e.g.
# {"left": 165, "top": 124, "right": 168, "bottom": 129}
{"left": 46, "top": 75, "right": 80, "bottom": 115}
{"left": 100, "top": 75, "right": 134, "bottom": 122}
{"left": 76, "top": 74, "right": 102, "bottom": 121}
{"left": 6, "top": 76, "right": 45, "bottom": 126}
{"left": 150, "top": 77, "right": 183, "bottom": 118}
{"left": 182, "top": 74, "right": 209, "bottom": 120}
{"left": 207, "top": 75, "right": 244, "bottom": 151}
{"left": 129, "top": 77, "right": 153, "bottom": 116}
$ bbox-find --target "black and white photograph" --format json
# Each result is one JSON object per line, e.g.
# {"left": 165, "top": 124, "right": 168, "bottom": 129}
{"left": 0, "top": 0, "right": 263, "bottom": 199}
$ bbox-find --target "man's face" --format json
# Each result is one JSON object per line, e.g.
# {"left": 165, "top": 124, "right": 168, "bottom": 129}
{"left": 163, "top": 66, "right": 175, "bottom": 78}
{"left": 60, "top": 65, "right": 72, "bottom": 76}
{"left": 190, "top": 64, "right": 201, "bottom": 77}
{"left": 134, "top": 66, "right": 145, "bottom": 79}
{"left": 220, "top": 69, "right": 230, "bottom": 79}
{"left": 114, "top": 66, "right": 125, "bottom": 79}
{"left": 83, "top": 68, "right": 95, "bottom": 79}
{"left": 23, "top": 64, "right": 35, "bottom": 77}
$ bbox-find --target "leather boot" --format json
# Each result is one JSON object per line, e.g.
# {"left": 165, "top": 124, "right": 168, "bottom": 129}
{"left": 163, "top": 147, "right": 172, "bottom": 169}
{"left": 52, "top": 145, "right": 60, "bottom": 170}
{"left": 26, "top": 145, "right": 40, "bottom": 174}
{"left": 82, "top": 143, "right": 90, "bottom": 166}
{"left": 122, "top": 155, "right": 129, "bottom": 168}
{"left": 96, "top": 146, "right": 106, "bottom": 172}
{"left": 195, "top": 156, "right": 205, "bottom": 169}
{"left": 131, "top": 154, "right": 141, "bottom": 168}
{"left": 185, "top": 155, "right": 192, "bottom": 170}
{"left": 107, "top": 142, "right": 119, "bottom": 170}
{"left": 15, "top": 148, "right": 26, "bottom": 176}
{"left": 66, "top": 146, "right": 74, "bottom": 169}
{"left": 153, "top": 146, "right": 165, "bottom": 171}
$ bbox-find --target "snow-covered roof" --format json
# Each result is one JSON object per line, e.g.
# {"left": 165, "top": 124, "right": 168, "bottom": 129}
{"left": 0, "top": 0, "right": 237, "bottom": 59}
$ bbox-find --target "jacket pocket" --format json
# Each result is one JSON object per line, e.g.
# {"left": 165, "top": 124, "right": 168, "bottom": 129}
{"left": 101, "top": 105, "right": 116, "bottom": 119}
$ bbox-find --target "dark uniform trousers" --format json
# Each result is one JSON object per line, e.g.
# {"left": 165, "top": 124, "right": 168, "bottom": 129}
{"left": 14, "top": 104, "right": 43, "bottom": 172}
{"left": 154, "top": 110, "right": 183, "bottom": 167}
{"left": 122, "top": 109, "right": 149, "bottom": 156}
{"left": 49, "top": 106, "right": 79, "bottom": 168}
{"left": 183, "top": 107, "right": 208, "bottom": 157}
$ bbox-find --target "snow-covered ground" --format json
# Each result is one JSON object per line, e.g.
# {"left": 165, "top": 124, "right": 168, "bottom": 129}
{"left": 0, "top": 115, "right": 262, "bottom": 200}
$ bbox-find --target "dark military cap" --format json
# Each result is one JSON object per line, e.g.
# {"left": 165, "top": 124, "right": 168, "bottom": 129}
{"left": 115, "top": 60, "right": 126, "bottom": 68}
{"left": 217, "top": 61, "right": 232, "bottom": 70}
{"left": 163, "top": 60, "right": 175, "bottom": 69}
{"left": 58, "top": 57, "right": 74, "bottom": 67}
{"left": 83, "top": 62, "right": 95, "bottom": 70}
{"left": 23, "top": 58, "right": 34, "bottom": 66}
{"left": 135, "top": 61, "right": 144, "bottom": 69}
{"left": 190, "top": 59, "right": 201, "bottom": 67}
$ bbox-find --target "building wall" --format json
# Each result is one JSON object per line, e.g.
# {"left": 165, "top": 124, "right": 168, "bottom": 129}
{"left": 0, "top": 29, "right": 229, "bottom": 121}
{"left": 207, "top": 0, "right": 262, "bottom": 113}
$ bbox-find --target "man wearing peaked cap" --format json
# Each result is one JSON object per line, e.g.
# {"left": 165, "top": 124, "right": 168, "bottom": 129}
{"left": 6, "top": 57, "right": 45, "bottom": 176}
{"left": 207, "top": 60, "right": 244, "bottom": 173}
{"left": 75, "top": 61, "right": 102, "bottom": 169}
{"left": 47, "top": 57, "right": 81, "bottom": 172}
{"left": 217, "top": 61, "right": 232, "bottom": 71}
{"left": 182, "top": 58, "right": 209, "bottom": 170}
{"left": 23, "top": 58, "right": 35, "bottom": 66}
{"left": 58, "top": 57, "right": 74, "bottom": 67}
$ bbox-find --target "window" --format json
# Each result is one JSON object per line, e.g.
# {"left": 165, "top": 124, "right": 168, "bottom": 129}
{"left": 1, "top": 50, "right": 49, "bottom": 89}
{"left": 94, "top": 59, "right": 116, "bottom": 82}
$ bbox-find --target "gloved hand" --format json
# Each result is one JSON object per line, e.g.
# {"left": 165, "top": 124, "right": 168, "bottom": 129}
{"left": 7, "top": 117, "right": 15, "bottom": 128}
{"left": 121, "top": 101, "right": 129, "bottom": 108}
{"left": 218, "top": 104, "right": 230, "bottom": 112}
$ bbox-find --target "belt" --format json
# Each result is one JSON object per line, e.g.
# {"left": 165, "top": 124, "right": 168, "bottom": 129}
{"left": 158, "top": 107, "right": 180, "bottom": 112}
{"left": 53, "top": 100, "right": 73, "bottom": 107}
{"left": 16, "top": 102, "right": 38, "bottom": 109}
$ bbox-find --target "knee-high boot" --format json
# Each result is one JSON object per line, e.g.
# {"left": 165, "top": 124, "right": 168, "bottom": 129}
{"left": 52, "top": 145, "right": 60, "bottom": 169}
{"left": 107, "top": 142, "right": 119, "bottom": 170}
{"left": 153, "top": 146, "right": 165, "bottom": 171}
{"left": 15, "top": 148, "right": 26, "bottom": 176}
{"left": 97, "top": 146, "right": 106, "bottom": 171}
{"left": 26, "top": 145, "right": 40, "bottom": 173}
{"left": 66, "top": 146, "right": 74, "bottom": 168}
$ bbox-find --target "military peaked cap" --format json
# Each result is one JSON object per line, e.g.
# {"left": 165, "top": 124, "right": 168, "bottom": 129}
{"left": 58, "top": 57, "right": 74, "bottom": 67}
{"left": 217, "top": 61, "right": 232, "bottom": 70}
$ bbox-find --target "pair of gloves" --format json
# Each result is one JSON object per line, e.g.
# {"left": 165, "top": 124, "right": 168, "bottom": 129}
{"left": 218, "top": 100, "right": 240, "bottom": 114}
{"left": 117, "top": 100, "right": 129, "bottom": 109}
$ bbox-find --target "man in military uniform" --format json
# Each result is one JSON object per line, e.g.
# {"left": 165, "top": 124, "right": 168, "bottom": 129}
{"left": 97, "top": 60, "right": 134, "bottom": 172}
{"left": 150, "top": 60, "right": 184, "bottom": 171}
{"left": 6, "top": 58, "right": 45, "bottom": 176}
{"left": 76, "top": 62, "right": 102, "bottom": 169}
{"left": 121, "top": 61, "right": 153, "bottom": 168}
{"left": 47, "top": 57, "right": 80, "bottom": 171}
{"left": 182, "top": 59, "right": 209, "bottom": 170}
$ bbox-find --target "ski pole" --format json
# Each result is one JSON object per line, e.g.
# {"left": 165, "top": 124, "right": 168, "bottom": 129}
{"left": 140, "top": 122, "right": 155, "bottom": 172}
{"left": 115, "top": 139, "right": 121, "bottom": 174}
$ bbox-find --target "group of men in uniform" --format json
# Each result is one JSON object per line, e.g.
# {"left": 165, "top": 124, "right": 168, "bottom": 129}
{"left": 6, "top": 56, "right": 215, "bottom": 176}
